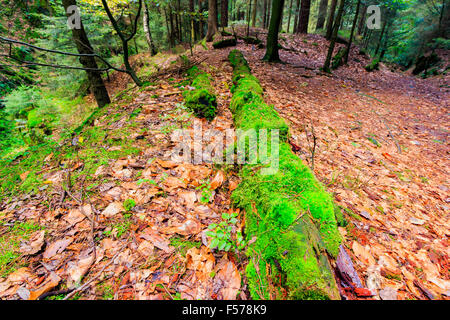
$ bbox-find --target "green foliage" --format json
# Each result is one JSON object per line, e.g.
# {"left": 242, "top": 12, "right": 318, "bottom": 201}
{"left": 206, "top": 212, "right": 246, "bottom": 252}
{"left": 123, "top": 198, "right": 136, "bottom": 211}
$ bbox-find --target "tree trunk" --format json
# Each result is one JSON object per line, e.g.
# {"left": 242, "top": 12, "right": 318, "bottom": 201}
{"left": 252, "top": 0, "right": 258, "bottom": 27}
{"left": 263, "top": 0, "right": 285, "bottom": 62}
{"left": 262, "top": 0, "right": 268, "bottom": 28}
{"left": 325, "top": 0, "right": 337, "bottom": 39}
{"left": 206, "top": 0, "right": 218, "bottom": 41}
{"left": 221, "top": 0, "right": 229, "bottom": 28}
{"left": 315, "top": 0, "right": 328, "bottom": 30}
{"left": 323, "top": 0, "right": 345, "bottom": 72}
{"left": 374, "top": 15, "right": 387, "bottom": 56}
{"left": 62, "top": 0, "right": 110, "bottom": 107}
{"left": 266, "top": 0, "right": 271, "bottom": 28}
{"left": 287, "top": 0, "right": 293, "bottom": 33}
{"left": 344, "top": 0, "right": 360, "bottom": 63}
{"left": 143, "top": 0, "right": 157, "bottom": 55}
{"left": 247, "top": 0, "right": 252, "bottom": 36}
{"left": 293, "top": 0, "right": 300, "bottom": 32}
{"left": 297, "top": 0, "right": 311, "bottom": 33}
{"left": 357, "top": 4, "right": 366, "bottom": 35}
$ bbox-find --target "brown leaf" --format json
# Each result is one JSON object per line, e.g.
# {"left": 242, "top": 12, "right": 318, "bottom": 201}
{"left": 213, "top": 256, "right": 241, "bottom": 300}
{"left": 20, "top": 230, "right": 45, "bottom": 255}
{"left": 43, "top": 238, "right": 73, "bottom": 259}
{"left": 210, "top": 170, "right": 225, "bottom": 190}
{"left": 28, "top": 272, "right": 60, "bottom": 300}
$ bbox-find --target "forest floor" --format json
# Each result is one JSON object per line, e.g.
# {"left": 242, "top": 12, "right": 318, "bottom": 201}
{"left": 0, "top": 29, "right": 448, "bottom": 300}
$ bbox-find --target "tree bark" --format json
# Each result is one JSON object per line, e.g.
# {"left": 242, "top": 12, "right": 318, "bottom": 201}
{"left": 221, "top": 0, "right": 229, "bottom": 28}
{"left": 62, "top": 0, "right": 110, "bottom": 107}
{"left": 325, "top": 0, "right": 337, "bottom": 39}
{"left": 374, "top": 14, "right": 388, "bottom": 56}
{"left": 206, "top": 0, "right": 218, "bottom": 41}
{"left": 315, "top": 0, "right": 328, "bottom": 30}
{"left": 293, "top": 0, "right": 300, "bottom": 32}
{"left": 297, "top": 0, "right": 311, "bottom": 33}
{"left": 344, "top": 0, "right": 360, "bottom": 63}
{"left": 356, "top": 4, "right": 366, "bottom": 35}
{"left": 252, "top": 0, "right": 258, "bottom": 27}
{"left": 287, "top": 0, "right": 293, "bottom": 33}
{"left": 262, "top": 0, "right": 268, "bottom": 28}
{"left": 263, "top": 0, "right": 285, "bottom": 62}
{"left": 143, "top": 0, "right": 157, "bottom": 56}
{"left": 323, "top": 0, "right": 345, "bottom": 72}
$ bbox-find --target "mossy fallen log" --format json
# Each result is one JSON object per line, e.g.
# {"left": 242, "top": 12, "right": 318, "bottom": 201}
{"left": 331, "top": 47, "right": 347, "bottom": 70}
{"left": 228, "top": 50, "right": 289, "bottom": 141}
{"left": 364, "top": 58, "right": 379, "bottom": 72}
{"left": 183, "top": 66, "right": 217, "bottom": 121}
{"left": 213, "top": 38, "right": 237, "bottom": 49}
{"left": 228, "top": 50, "right": 341, "bottom": 300}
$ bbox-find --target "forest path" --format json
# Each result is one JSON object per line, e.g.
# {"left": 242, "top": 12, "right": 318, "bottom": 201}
{"left": 201, "top": 32, "right": 449, "bottom": 299}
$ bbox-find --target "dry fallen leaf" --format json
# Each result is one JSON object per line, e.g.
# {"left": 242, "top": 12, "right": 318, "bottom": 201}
{"left": 210, "top": 170, "right": 225, "bottom": 190}
{"left": 20, "top": 230, "right": 45, "bottom": 255}
{"left": 28, "top": 272, "right": 60, "bottom": 300}
{"left": 43, "top": 238, "right": 73, "bottom": 259}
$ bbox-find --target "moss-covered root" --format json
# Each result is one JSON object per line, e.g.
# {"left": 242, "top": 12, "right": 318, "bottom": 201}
{"left": 228, "top": 50, "right": 341, "bottom": 300}
{"left": 364, "top": 58, "right": 380, "bottom": 72}
{"left": 183, "top": 66, "right": 217, "bottom": 121}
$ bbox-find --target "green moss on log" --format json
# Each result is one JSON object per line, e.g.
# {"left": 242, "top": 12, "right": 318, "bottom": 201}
{"left": 183, "top": 66, "right": 217, "bottom": 121}
{"left": 331, "top": 48, "right": 347, "bottom": 70}
{"left": 228, "top": 50, "right": 341, "bottom": 300}
{"left": 213, "top": 38, "right": 237, "bottom": 49}
{"left": 228, "top": 50, "right": 289, "bottom": 141}
{"left": 364, "top": 59, "right": 379, "bottom": 72}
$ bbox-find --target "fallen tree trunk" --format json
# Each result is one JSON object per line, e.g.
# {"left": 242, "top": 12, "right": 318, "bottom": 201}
{"left": 213, "top": 38, "right": 237, "bottom": 49}
{"left": 228, "top": 50, "right": 341, "bottom": 300}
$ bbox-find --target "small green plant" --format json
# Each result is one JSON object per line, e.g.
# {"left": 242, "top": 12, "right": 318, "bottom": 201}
{"left": 123, "top": 199, "right": 136, "bottom": 212}
{"left": 206, "top": 212, "right": 246, "bottom": 252}
{"left": 196, "top": 181, "right": 213, "bottom": 204}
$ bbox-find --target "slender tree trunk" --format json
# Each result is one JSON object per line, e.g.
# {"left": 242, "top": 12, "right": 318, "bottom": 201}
{"left": 357, "top": 4, "right": 366, "bottom": 35}
{"left": 266, "top": 0, "right": 271, "bottom": 28}
{"left": 62, "top": 0, "right": 110, "bottom": 107}
{"left": 263, "top": 0, "right": 285, "bottom": 61}
{"left": 323, "top": 0, "right": 345, "bottom": 72}
{"left": 221, "top": 0, "right": 229, "bottom": 27}
{"left": 143, "top": 0, "right": 157, "bottom": 55}
{"left": 374, "top": 15, "right": 387, "bottom": 56}
{"left": 344, "top": 0, "right": 360, "bottom": 63}
{"left": 325, "top": 0, "right": 337, "bottom": 39}
{"left": 206, "top": 0, "right": 218, "bottom": 41}
{"left": 293, "top": 0, "right": 300, "bottom": 32}
{"left": 252, "top": 0, "right": 258, "bottom": 27}
{"left": 297, "top": 0, "right": 311, "bottom": 33}
{"left": 247, "top": 0, "right": 252, "bottom": 36}
{"left": 287, "top": 0, "right": 293, "bottom": 33}
{"left": 262, "top": 0, "right": 268, "bottom": 28}
{"left": 315, "top": 0, "right": 328, "bottom": 30}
